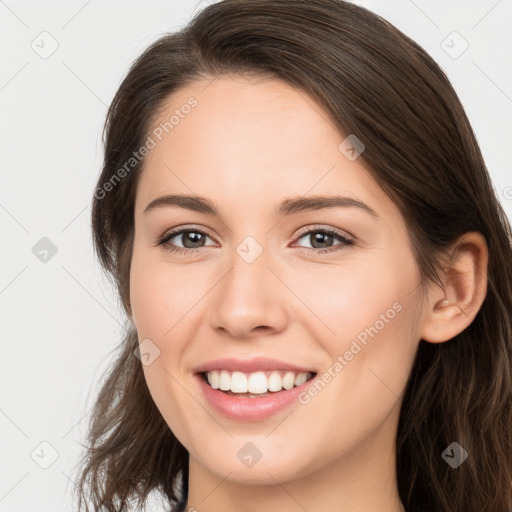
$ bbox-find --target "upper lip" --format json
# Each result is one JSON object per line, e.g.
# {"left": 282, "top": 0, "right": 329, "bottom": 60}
{"left": 192, "top": 357, "right": 317, "bottom": 374}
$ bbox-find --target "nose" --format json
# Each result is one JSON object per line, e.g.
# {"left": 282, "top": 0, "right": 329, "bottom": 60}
{"left": 207, "top": 249, "right": 288, "bottom": 339}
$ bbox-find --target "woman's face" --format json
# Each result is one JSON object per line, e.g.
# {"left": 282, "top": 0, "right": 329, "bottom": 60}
{"left": 130, "top": 74, "right": 424, "bottom": 487}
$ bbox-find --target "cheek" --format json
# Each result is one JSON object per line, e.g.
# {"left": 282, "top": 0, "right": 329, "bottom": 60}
{"left": 297, "top": 245, "right": 420, "bottom": 412}
{"left": 129, "top": 247, "right": 206, "bottom": 340}
{"left": 332, "top": 251, "right": 420, "bottom": 397}
{"left": 130, "top": 250, "right": 207, "bottom": 448}
{"left": 129, "top": 260, "right": 170, "bottom": 339}
{"left": 292, "top": 255, "right": 420, "bottom": 464}
{"left": 291, "top": 248, "right": 419, "bottom": 348}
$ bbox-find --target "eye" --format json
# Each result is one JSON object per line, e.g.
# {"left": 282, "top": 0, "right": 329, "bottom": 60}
{"left": 292, "top": 225, "right": 355, "bottom": 254}
{"left": 154, "top": 226, "right": 217, "bottom": 256}
{"left": 154, "top": 224, "right": 355, "bottom": 256}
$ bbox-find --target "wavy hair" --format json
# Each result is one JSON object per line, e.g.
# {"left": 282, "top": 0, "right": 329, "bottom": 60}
{"left": 73, "top": 1, "right": 512, "bottom": 510}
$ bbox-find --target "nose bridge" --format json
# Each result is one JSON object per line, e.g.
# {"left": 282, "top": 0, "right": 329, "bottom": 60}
{"left": 208, "top": 235, "right": 287, "bottom": 337}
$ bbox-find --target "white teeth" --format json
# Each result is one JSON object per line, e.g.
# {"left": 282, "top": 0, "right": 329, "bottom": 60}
{"left": 294, "top": 372, "right": 308, "bottom": 386}
{"left": 248, "top": 372, "right": 267, "bottom": 393}
{"left": 268, "top": 371, "right": 282, "bottom": 392}
{"left": 231, "top": 371, "right": 247, "bottom": 393}
{"left": 205, "top": 369, "right": 312, "bottom": 394}
{"left": 219, "top": 370, "right": 230, "bottom": 391}
{"left": 282, "top": 371, "right": 295, "bottom": 390}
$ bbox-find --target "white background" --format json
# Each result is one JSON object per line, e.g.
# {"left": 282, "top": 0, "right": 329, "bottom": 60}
{"left": 1, "top": 0, "right": 511, "bottom": 510}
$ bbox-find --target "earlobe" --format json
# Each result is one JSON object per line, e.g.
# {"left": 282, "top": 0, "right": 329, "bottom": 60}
{"left": 420, "top": 232, "right": 489, "bottom": 344}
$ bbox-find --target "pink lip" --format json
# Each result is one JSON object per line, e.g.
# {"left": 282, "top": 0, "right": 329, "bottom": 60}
{"left": 194, "top": 372, "right": 316, "bottom": 421}
{"left": 192, "top": 357, "right": 316, "bottom": 374}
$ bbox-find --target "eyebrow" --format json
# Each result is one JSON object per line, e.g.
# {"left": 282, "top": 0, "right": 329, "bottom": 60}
{"left": 143, "top": 194, "right": 379, "bottom": 219}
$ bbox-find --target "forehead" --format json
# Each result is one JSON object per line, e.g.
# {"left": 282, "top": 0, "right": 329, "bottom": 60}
{"left": 144, "top": 74, "right": 343, "bottom": 164}
{"left": 135, "top": 74, "right": 397, "bottom": 223}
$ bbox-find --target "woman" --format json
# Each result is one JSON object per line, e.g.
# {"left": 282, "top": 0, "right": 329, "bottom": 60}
{"left": 74, "top": 1, "right": 512, "bottom": 511}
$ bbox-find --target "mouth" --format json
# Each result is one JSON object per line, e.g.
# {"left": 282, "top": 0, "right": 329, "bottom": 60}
{"left": 197, "top": 369, "right": 317, "bottom": 398}
{"left": 192, "top": 357, "right": 320, "bottom": 420}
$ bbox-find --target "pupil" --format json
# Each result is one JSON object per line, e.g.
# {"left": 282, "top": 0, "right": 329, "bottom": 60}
{"left": 184, "top": 232, "right": 204, "bottom": 248}
{"left": 312, "top": 232, "right": 332, "bottom": 249}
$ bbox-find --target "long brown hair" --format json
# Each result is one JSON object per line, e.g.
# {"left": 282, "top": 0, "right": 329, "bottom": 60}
{"left": 73, "top": 1, "right": 512, "bottom": 510}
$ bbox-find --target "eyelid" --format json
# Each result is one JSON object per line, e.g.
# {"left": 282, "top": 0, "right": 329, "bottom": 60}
{"left": 157, "top": 224, "right": 353, "bottom": 244}
{"left": 293, "top": 223, "right": 354, "bottom": 241}
{"left": 155, "top": 223, "right": 355, "bottom": 256}
{"left": 158, "top": 224, "right": 218, "bottom": 243}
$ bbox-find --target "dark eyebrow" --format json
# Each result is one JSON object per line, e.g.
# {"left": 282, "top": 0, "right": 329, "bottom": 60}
{"left": 144, "top": 195, "right": 218, "bottom": 215}
{"left": 143, "top": 194, "right": 379, "bottom": 219}
{"left": 276, "top": 195, "right": 379, "bottom": 219}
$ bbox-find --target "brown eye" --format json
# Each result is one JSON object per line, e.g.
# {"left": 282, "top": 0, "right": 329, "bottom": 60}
{"left": 167, "top": 230, "right": 208, "bottom": 249}
{"left": 294, "top": 226, "right": 354, "bottom": 255}
{"left": 156, "top": 227, "right": 216, "bottom": 255}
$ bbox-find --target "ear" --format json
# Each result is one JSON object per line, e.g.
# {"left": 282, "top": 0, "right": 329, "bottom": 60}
{"left": 420, "top": 232, "right": 489, "bottom": 343}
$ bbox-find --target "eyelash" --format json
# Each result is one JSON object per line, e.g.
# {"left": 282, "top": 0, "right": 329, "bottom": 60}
{"left": 154, "top": 224, "right": 355, "bottom": 257}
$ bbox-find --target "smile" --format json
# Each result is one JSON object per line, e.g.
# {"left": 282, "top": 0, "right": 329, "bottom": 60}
{"left": 195, "top": 370, "right": 318, "bottom": 421}
{"left": 201, "top": 370, "right": 315, "bottom": 396}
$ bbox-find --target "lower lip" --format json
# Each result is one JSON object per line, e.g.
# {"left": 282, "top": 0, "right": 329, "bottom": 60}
{"left": 195, "top": 373, "right": 315, "bottom": 421}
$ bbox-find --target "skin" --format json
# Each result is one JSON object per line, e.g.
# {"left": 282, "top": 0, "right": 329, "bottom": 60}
{"left": 129, "top": 74, "right": 488, "bottom": 512}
